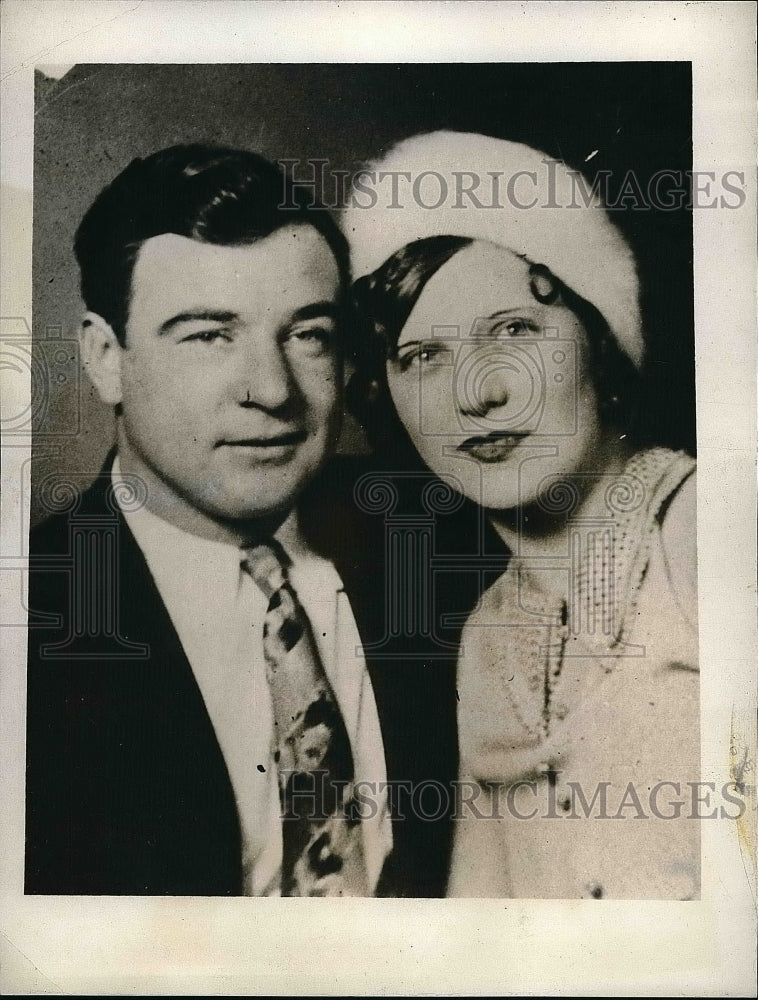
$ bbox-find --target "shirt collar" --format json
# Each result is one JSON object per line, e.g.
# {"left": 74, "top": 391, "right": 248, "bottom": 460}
{"left": 111, "top": 454, "right": 343, "bottom": 591}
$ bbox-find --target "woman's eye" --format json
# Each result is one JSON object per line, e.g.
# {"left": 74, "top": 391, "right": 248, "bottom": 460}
{"left": 396, "top": 343, "right": 454, "bottom": 371}
{"left": 496, "top": 318, "right": 535, "bottom": 337}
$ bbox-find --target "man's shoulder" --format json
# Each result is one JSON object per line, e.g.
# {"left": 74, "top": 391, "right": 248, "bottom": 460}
{"left": 29, "top": 507, "right": 69, "bottom": 556}
{"left": 29, "top": 463, "right": 119, "bottom": 545}
{"left": 27, "top": 466, "right": 148, "bottom": 632}
{"left": 29, "top": 469, "right": 118, "bottom": 562}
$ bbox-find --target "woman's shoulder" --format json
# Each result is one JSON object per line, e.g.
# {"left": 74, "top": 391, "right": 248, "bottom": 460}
{"left": 657, "top": 464, "right": 698, "bottom": 619}
{"left": 626, "top": 446, "right": 696, "bottom": 584}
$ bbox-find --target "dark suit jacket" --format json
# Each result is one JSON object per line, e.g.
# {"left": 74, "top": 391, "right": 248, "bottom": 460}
{"left": 25, "top": 454, "right": 504, "bottom": 896}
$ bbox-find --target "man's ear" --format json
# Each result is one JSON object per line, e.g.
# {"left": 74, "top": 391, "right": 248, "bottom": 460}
{"left": 79, "top": 312, "right": 124, "bottom": 405}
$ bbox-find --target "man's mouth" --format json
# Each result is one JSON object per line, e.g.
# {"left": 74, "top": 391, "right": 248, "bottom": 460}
{"left": 218, "top": 430, "right": 307, "bottom": 450}
{"left": 457, "top": 430, "right": 527, "bottom": 462}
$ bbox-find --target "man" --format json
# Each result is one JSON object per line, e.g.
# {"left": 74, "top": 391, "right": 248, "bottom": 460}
{"left": 25, "top": 145, "right": 469, "bottom": 896}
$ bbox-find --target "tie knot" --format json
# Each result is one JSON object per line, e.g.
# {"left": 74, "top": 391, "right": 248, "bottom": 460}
{"left": 241, "top": 540, "right": 290, "bottom": 598}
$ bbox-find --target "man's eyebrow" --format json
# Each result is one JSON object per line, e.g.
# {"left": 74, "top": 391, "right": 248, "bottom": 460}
{"left": 158, "top": 310, "right": 239, "bottom": 335}
{"left": 290, "top": 301, "right": 340, "bottom": 323}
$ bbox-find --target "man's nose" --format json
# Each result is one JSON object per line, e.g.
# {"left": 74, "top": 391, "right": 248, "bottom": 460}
{"left": 236, "top": 339, "right": 293, "bottom": 411}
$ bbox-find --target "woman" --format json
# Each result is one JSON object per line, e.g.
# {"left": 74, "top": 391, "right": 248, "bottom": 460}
{"left": 344, "top": 131, "right": 699, "bottom": 899}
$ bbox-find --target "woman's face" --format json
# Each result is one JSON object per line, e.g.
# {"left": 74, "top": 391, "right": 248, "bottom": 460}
{"left": 385, "top": 240, "right": 612, "bottom": 512}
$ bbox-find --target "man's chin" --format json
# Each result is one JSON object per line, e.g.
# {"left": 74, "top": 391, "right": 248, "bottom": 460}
{"left": 206, "top": 494, "right": 293, "bottom": 524}
{"left": 206, "top": 471, "right": 321, "bottom": 525}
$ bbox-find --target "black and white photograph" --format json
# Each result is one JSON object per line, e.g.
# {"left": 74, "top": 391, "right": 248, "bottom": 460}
{"left": 1, "top": 1, "right": 755, "bottom": 995}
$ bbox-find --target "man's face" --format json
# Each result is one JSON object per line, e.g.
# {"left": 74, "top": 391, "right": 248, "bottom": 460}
{"left": 116, "top": 225, "right": 342, "bottom": 532}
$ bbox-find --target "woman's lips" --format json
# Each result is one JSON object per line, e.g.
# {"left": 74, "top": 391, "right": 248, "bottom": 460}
{"left": 457, "top": 431, "right": 527, "bottom": 462}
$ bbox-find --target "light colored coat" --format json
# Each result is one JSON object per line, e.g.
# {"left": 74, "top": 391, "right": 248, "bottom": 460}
{"left": 449, "top": 449, "right": 699, "bottom": 899}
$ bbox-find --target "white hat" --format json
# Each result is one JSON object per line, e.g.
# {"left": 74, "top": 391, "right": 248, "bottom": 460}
{"left": 342, "top": 130, "right": 644, "bottom": 369}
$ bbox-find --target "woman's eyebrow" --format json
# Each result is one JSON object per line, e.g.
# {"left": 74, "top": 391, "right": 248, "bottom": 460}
{"left": 394, "top": 310, "right": 538, "bottom": 351}
{"left": 391, "top": 339, "right": 423, "bottom": 358}
{"left": 158, "top": 310, "right": 238, "bottom": 335}
{"left": 484, "top": 307, "right": 534, "bottom": 320}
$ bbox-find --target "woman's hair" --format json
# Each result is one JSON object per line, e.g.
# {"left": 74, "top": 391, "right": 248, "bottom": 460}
{"left": 349, "top": 236, "right": 642, "bottom": 453}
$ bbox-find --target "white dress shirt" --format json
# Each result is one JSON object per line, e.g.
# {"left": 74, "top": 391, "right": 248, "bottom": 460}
{"left": 112, "top": 457, "right": 391, "bottom": 895}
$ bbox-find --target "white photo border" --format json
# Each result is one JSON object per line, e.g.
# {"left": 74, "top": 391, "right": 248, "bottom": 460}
{"left": 1, "top": 2, "right": 756, "bottom": 995}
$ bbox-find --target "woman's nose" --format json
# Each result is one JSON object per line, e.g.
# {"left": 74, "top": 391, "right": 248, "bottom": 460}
{"left": 455, "top": 354, "right": 511, "bottom": 418}
{"left": 236, "top": 338, "right": 293, "bottom": 411}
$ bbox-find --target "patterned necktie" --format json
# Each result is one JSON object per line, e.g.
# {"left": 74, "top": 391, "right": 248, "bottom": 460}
{"left": 242, "top": 541, "right": 368, "bottom": 896}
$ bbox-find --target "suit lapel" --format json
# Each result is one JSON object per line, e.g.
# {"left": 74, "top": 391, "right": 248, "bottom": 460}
{"left": 107, "top": 475, "right": 244, "bottom": 893}
{"left": 26, "top": 464, "right": 243, "bottom": 894}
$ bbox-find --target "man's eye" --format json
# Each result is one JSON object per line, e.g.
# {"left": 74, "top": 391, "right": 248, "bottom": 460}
{"left": 182, "top": 329, "right": 230, "bottom": 344}
{"left": 292, "top": 326, "right": 331, "bottom": 341}
{"left": 286, "top": 326, "right": 335, "bottom": 354}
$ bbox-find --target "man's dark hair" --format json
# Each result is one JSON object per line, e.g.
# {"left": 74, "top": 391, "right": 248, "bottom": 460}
{"left": 74, "top": 143, "right": 351, "bottom": 345}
